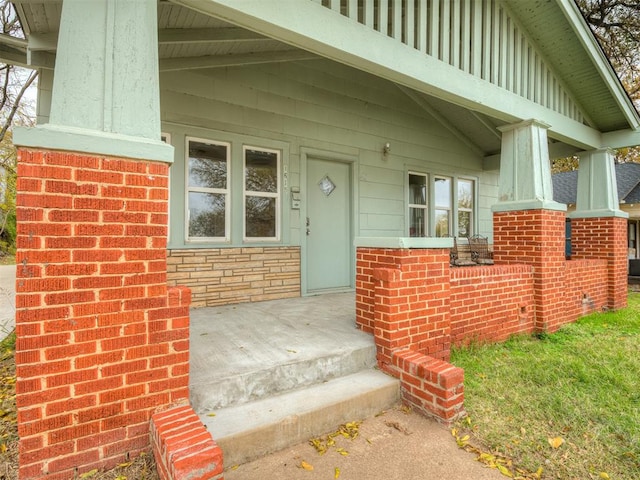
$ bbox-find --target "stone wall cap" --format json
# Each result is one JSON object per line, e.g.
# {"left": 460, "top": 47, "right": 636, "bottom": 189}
{"left": 354, "top": 237, "right": 453, "bottom": 249}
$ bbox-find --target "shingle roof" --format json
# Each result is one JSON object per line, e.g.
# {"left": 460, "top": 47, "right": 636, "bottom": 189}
{"left": 552, "top": 163, "right": 640, "bottom": 205}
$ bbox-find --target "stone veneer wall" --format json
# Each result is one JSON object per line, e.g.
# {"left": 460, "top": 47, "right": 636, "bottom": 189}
{"left": 167, "top": 247, "right": 301, "bottom": 307}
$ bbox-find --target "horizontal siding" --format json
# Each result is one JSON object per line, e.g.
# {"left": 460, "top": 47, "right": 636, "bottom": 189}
{"left": 161, "top": 59, "right": 496, "bottom": 246}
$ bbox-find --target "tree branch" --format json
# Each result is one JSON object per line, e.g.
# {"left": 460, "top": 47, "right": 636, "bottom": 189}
{"left": 0, "top": 68, "right": 37, "bottom": 144}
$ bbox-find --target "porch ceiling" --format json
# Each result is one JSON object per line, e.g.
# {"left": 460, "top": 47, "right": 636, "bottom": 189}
{"left": 6, "top": 0, "right": 638, "bottom": 157}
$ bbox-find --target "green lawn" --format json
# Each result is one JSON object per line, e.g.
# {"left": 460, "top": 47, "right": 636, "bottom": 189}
{"left": 451, "top": 293, "right": 640, "bottom": 480}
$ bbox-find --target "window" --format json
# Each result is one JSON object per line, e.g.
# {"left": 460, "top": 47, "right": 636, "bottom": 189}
{"left": 407, "top": 173, "right": 476, "bottom": 238}
{"left": 457, "top": 179, "right": 473, "bottom": 238}
{"left": 186, "top": 138, "right": 230, "bottom": 241}
{"left": 244, "top": 147, "right": 280, "bottom": 240}
{"left": 434, "top": 176, "right": 451, "bottom": 237}
{"left": 408, "top": 173, "right": 428, "bottom": 237}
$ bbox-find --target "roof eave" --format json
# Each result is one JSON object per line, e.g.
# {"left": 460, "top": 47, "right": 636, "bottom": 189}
{"left": 555, "top": 0, "right": 640, "bottom": 132}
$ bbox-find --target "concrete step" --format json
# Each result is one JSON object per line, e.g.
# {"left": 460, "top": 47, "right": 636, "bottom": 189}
{"left": 190, "top": 342, "right": 377, "bottom": 413}
{"left": 200, "top": 369, "right": 399, "bottom": 467}
{"left": 189, "top": 293, "right": 377, "bottom": 413}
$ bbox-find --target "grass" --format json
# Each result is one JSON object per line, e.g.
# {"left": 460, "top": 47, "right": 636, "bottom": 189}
{"left": 451, "top": 293, "right": 640, "bottom": 480}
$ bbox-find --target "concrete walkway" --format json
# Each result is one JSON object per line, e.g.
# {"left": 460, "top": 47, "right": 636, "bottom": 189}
{"left": 225, "top": 406, "right": 504, "bottom": 480}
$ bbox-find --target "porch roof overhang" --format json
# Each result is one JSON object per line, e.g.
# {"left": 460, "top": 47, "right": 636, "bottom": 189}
{"left": 169, "top": 0, "right": 639, "bottom": 153}
{"left": 3, "top": 0, "right": 640, "bottom": 157}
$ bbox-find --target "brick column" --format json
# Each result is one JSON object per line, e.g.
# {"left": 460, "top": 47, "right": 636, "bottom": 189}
{"left": 15, "top": 149, "right": 191, "bottom": 479}
{"left": 493, "top": 209, "right": 567, "bottom": 332}
{"left": 356, "top": 247, "right": 451, "bottom": 371}
{"left": 571, "top": 216, "right": 627, "bottom": 310}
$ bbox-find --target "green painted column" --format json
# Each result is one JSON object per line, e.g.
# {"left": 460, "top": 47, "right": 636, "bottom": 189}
{"left": 570, "top": 149, "right": 627, "bottom": 219}
{"left": 14, "top": 0, "right": 172, "bottom": 163}
{"left": 492, "top": 119, "right": 565, "bottom": 213}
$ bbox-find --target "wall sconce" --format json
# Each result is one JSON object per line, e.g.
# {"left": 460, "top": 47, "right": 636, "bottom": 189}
{"left": 383, "top": 142, "right": 391, "bottom": 157}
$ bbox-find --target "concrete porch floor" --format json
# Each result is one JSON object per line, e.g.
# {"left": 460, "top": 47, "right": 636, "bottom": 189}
{"left": 189, "top": 292, "right": 377, "bottom": 413}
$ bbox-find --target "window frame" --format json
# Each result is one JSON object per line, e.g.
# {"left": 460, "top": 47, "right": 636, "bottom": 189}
{"left": 242, "top": 145, "right": 281, "bottom": 242}
{"left": 185, "top": 136, "right": 231, "bottom": 243}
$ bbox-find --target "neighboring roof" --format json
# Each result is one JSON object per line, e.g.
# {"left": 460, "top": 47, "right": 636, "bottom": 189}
{"left": 552, "top": 163, "right": 640, "bottom": 204}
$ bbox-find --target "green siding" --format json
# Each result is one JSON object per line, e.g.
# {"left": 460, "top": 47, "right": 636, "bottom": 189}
{"left": 161, "top": 59, "right": 496, "bottom": 248}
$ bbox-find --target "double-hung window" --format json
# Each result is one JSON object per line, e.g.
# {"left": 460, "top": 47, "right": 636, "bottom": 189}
{"left": 244, "top": 146, "right": 280, "bottom": 241}
{"left": 186, "top": 138, "right": 230, "bottom": 241}
{"left": 408, "top": 172, "right": 428, "bottom": 237}
{"left": 434, "top": 176, "right": 452, "bottom": 237}
{"left": 408, "top": 172, "right": 475, "bottom": 238}
{"left": 457, "top": 179, "right": 474, "bottom": 238}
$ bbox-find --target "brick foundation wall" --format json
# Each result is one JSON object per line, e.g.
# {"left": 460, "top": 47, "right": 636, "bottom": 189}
{"left": 450, "top": 265, "right": 535, "bottom": 346}
{"left": 571, "top": 216, "right": 628, "bottom": 310}
{"left": 167, "top": 247, "right": 300, "bottom": 307}
{"left": 15, "top": 149, "right": 194, "bottom": 479}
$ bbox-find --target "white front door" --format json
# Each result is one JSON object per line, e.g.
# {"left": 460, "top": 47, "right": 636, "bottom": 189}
{"left": 306, "top": 157, "right": 353, "bottom": 293}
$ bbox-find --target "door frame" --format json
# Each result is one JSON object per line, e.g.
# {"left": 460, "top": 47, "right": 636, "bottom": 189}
{"left": 300, "top": 147, "right": 359, "bottom": 296}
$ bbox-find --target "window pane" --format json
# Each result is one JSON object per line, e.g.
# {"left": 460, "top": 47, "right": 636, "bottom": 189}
{"left": 435, "top": 177, "right": 451, "bottom": 207}
{"left": 458, "top": 211, "right": 471, "bottom": 237}
{"left": 409, "top": 174, "right": 427, "bottom": 205}
{"left": 458, "top": 180, "right": 473, "bottom": 209}
{"left": 188, "top": 142, "right": 227, "bottom": 189}
{"left": 246, "top": 149, "right": 278, "bottom": 193}
{"left": 246, "top": 196, "right": 276, "bottom": 238}
{"left": 188, "top": 192, "right": 225, "bottom": 238}
{"left": 409, "top": 208, "right": 427, "bottom": 237}
{"left": 435, "top": 209, "right": 450, "bottom": 237}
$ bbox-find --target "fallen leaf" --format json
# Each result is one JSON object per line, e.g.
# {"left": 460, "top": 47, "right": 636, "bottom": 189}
{"left": 334, "top": 467, "right": 341, "bottom": 478}
{"left": 79, "top": 470, "right": 98, "bottom": 479}
{"left": 117, "top": 461, "right": 132, "bottom": 468}
{"left": 206, "top": 412, "right": 216, "bottom": 417}
{"left": 600, "top": 473, "right": 610, "bottom": 480}
{"left": 548, "top": 437, "right": 564, "bottom": 449}
{"left": 496, "top": 463, "right": 513, "bottom": 477}
{"left": 336, "top": 448, "right": 349, "bottom": 456}
{"left": 300, "top": 460, "right": 314, "bottom": 471}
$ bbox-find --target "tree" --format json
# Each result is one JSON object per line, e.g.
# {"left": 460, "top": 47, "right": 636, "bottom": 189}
{"left": 576, "top": 0, "right": 640, "bottom": 106}
{"left": 0, "top": 0, "right": 37, "bottom": 254}
{"left": 551, "top": 1, "right": 640, "bottom": 172}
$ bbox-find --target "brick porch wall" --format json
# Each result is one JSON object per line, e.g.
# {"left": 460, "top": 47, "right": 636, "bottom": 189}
{"left": 564, "top": 259, "right": 608, "bottom": 321}
{"left": 14, "top": 149, "right": 215, "bottom": 479}
{"left": 167, "top": 247, "right": 300, "bottom": 307}
{"left": 449, "top": 265, "right": 535, "bottom": 345}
